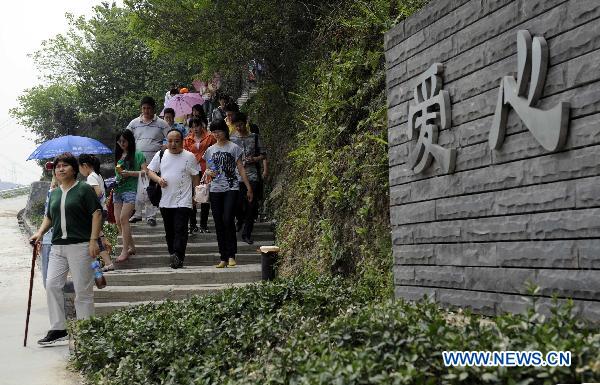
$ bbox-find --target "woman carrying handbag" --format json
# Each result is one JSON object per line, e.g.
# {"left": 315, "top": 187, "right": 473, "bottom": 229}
{"left": 183, "top": 116, "right": 216, "bottom": 234}
{"left": 203, "top": 119, "right": 253, "bottom": 268}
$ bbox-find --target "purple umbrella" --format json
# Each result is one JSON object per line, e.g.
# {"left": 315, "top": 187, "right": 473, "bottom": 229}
{"left": 161, "top": 93, "right": 204, "bottom": 118}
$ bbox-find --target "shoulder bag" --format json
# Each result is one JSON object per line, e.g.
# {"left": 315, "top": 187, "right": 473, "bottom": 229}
{"left": 194, "top": 172, "right": 210, "bottom": 204}
{"left": 146, "top": 149, "right": 165, "bottom": 207}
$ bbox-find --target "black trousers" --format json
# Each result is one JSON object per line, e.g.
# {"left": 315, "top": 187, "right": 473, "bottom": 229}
{"left": 190, "top": 203, "right": 210, "bottom": 229}
{"left": 209, "top": 190, "right": 238, "bottom": 261}
{"left": 236, "top": 181, "right": 259, "bottom": 238}
{"left": 160, "top": 207, "right": 192, "bottom": 260}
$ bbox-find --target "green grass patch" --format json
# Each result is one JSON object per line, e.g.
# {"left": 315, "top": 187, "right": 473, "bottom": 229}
{"left": 70, "top": 275, "right": 599, "bottom": 384}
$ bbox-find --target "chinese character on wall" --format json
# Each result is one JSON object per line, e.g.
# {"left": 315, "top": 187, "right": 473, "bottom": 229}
{"left": 489, "top": 30, "right": 570, "bottom": 151}
{"left": 407, "top": 63, "right": 456, "bottom": 174}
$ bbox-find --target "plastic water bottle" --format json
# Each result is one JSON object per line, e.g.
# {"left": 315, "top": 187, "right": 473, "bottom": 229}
{"left": 91, "top": 260, "right": 107, "bottom": 289}
{"left": 208, "top": 158, "right": 217, "bottom": 172}
{"left": 207, "top": 159, "right": 218, "bottom": 182}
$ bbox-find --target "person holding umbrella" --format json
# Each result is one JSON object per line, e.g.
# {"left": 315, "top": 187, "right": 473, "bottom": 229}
{"left": 163, "top": 107, "right": 187, "bottom": 137}
{"left": 29, "top": 153, "right": 102, "bottom": 345}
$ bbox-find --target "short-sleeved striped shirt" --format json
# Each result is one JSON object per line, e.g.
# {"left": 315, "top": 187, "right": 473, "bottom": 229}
{"left": 126, "top": 115, "right": 170, "bottom": 162}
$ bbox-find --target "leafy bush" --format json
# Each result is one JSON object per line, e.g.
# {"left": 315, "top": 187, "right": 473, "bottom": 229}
{"left": 102, "top": 223, "right": 118, "bottom": 255}
{"left": 71, "top": 276, "right": 600, "bottom": 385}
{"left": 243, "top": 0, "right": 425, "bottom": 285}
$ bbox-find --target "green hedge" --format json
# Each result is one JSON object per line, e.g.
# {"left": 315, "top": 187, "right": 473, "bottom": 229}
{"left": 71, "top": 276, "right": 599, "bottom": 384}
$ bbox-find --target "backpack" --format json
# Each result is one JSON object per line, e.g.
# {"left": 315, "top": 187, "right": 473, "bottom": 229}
{"left": 146, "top": 150, "right": 165, "bottom": 207}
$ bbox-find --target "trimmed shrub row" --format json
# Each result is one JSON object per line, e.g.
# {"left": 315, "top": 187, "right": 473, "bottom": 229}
{"left": 70, "top": 276, "right": 599, "bottom": 384}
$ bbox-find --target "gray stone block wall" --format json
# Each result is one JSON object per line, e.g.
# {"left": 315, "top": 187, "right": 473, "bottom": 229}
{"left": 386, "top": 0, "right": 600, "bottom": 322}
{"left": 25, "top": 181, "right": 50, "bottom": 215}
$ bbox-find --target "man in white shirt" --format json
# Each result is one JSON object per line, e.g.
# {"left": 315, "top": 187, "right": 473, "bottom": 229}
{"left": 147, "top": 129, "right": 201, "bottom": 269}
{"left": 126, "top": 96, "right": 170, "bottom": 226}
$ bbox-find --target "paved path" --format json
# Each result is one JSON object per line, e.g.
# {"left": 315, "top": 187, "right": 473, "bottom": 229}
{"left": 0, "top": 195, "right": 81, "bottom": 384}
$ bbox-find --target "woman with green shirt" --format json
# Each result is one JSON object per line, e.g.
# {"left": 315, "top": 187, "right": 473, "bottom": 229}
{"left": 30, "top": 153, "right": 102, "bottom": 345}
{"left": 113, "top": 129, "right": 147, "bottom": 262}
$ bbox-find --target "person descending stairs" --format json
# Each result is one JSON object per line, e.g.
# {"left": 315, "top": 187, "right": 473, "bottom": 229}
{"left": 93, "top": 215, "right": 274, "bottom": 315}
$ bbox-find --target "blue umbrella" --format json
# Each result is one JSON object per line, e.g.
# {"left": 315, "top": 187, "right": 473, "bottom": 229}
{"left": 27, "top": 135, "right": 112, "bottom": 160}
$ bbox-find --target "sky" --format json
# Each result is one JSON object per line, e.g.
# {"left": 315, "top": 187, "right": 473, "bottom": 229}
{"left": 0, "top": 1, "right": 114, "bottom": 185}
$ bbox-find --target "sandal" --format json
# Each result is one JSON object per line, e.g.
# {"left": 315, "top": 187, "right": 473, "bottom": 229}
{"left": 115, "top": 254, "right": 129, "bottom": 263}
{"left": 128, "top": 248, "right": 136, "bottom": 256}
{"left": 102, "top": 264, "right": 115, "bottom": 272}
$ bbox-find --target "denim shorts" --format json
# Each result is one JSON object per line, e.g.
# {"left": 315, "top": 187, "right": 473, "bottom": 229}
{"left": 113, "top": 190, "right": 136, "bottom": 204}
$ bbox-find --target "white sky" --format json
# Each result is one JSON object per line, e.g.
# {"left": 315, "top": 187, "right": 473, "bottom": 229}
{"left": 0, "top": 1, "right": 115, "bottom": 185}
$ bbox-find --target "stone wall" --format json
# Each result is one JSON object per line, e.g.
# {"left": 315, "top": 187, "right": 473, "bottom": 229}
{"left": 25, "top": 181, "right": 50, "bottom": 215}
{"left": 385, "top": 0, "right": 600, "bottom": 322}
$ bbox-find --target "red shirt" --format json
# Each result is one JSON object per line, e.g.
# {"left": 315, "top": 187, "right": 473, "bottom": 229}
{"left": 183, "top": 130, "right": 216, "bottom": 172}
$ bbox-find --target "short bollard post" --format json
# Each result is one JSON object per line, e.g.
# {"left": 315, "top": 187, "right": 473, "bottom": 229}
{"left": 259, "top": 246, "right": 280, "bottom": 281}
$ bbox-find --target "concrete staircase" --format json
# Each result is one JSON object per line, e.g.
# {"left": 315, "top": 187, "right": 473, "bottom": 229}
{"left": 95, "top": 216, "right": 273, "bottom": 315}
{"left": 236, "top": 83, "right": 258, "bottom": 108}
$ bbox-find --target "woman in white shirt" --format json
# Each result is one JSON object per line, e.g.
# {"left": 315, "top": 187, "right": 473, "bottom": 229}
{"left": 79, "top": 154, "right": 113, "bottom": 271}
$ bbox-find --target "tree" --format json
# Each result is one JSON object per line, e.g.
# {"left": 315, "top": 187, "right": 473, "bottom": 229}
{"left": 13, "top": 2, "right": 198, "bottom": 143}
{"left": 11, "top": 84, "right": 80, "bottom": 143}
{"left": 125, "top": 0, "right": 341, "bottom": 96}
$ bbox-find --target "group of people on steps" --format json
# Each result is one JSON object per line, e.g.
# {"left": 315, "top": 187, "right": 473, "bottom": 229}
{"left": 29, "top": 91, "right": 268, "bottom": 345}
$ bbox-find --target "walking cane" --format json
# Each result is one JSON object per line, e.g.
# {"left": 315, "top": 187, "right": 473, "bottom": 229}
{"left": 24, "top": 240, "right": 37, "bottom": 347}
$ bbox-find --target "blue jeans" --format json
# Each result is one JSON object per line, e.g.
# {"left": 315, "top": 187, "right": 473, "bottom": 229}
{"left": 113, "top": 190, "right": 136, "bottom": 204}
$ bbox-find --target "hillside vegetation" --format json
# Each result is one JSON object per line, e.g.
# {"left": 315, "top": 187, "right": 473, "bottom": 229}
{"left": 12, "top": 0, "right": 424, "bottom": 287}
{"left": 16, "top": 1, "right": 599, "bottom": 383}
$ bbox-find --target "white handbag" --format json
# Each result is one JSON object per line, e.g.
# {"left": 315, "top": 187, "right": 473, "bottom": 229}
{"left": 137, "top": 172, "right": 150, "bottom": 204}
{"left": 194, "top": 174, "right": 210, "bottom": 204}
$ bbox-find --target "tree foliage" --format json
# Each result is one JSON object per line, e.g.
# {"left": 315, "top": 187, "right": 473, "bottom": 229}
{"left": 242, "top": 0, "right": 425, "bottom": 281}
{"left": 11, "top": 84, "right": 80, "bottom": 143}
{"left": 12, "top": 2, "right": 197, "bottom": 145}
{"left": 126, "top": 0, "right": 339, "bottom": 93}
{"left": 123, "top": 0, "right": 426, "bottom": 281}
{"left": 14, "top": 0, "right": 426, "bottom": 283}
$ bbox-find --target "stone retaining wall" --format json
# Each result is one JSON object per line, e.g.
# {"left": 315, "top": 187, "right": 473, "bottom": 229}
{"left": 24, "top": 181, "right": 50, "bottom": 215}
{"left": 386, "top": 0, "right": 600, "bottom": 322}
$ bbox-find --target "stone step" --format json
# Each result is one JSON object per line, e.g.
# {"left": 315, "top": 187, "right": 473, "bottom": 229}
{"left": 94, "top": 282, "right": 251, "bottom": 303}
{"left": 103, "top": 264, "right": 262, "bottom": 286}
{"left": 113, "top": 252, "right": 261, "bottom": 269}
{"left": 120, "top": 231, "right": 275, "bottom": 244}
{"left": 129, "top": 221, "right": 274, "bottom": 234}
{"left": 129, "top": 216, "right": 272, "bottom": 225}
{"left": 115, "top": 241, "right": 272, "bottom": 255}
